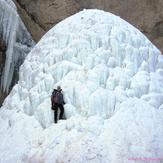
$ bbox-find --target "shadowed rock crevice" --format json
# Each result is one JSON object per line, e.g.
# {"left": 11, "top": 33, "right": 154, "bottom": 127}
{"left": 0, "top": 38, "right": 7, "bottom": 106}
{"left": 151, "top": 21, "right": 163, "bottom": 38}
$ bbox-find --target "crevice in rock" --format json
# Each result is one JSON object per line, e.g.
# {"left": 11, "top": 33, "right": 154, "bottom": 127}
{"left": 0, "top": 38, "right": 7, "bottom": 106}
{"left": 49, "top": 1, "right": 60, "bottom": 9}
{"left": 151, "top": 21, "right": 163, "bottom": 38}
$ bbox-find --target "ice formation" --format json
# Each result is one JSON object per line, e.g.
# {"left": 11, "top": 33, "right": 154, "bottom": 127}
{"left": 0, "top": 9, "right": 163, "bottom": 163}
{"left": 0, "top": 0, "right": 34, "bottom": 92}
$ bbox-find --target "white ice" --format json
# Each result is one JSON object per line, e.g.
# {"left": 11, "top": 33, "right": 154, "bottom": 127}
{"left": 0, "top": 9, "right": 163, "bottom": 163}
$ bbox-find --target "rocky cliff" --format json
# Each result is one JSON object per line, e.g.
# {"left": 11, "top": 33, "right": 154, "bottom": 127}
{"left": 15, "top": 0, "right": 163, "bottom": 53}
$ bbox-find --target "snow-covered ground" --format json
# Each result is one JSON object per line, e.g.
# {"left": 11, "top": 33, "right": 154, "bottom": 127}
{"left": 0, "top": 9, "right": 163, "bottom": 163}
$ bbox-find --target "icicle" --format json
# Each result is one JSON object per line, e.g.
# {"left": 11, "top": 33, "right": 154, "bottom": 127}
{"left": 0, "top": 0, "right": 35, "bottom": 92}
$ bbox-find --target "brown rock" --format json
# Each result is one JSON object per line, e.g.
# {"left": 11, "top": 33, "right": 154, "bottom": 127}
{"left": 14, "top": 0, "right": 46, "bottom": 42}
{"left": 16, "top": 0, "right": 163, "bottom": 53}
{"left": 15, "top": 0, "right": 80, "bottom": 41}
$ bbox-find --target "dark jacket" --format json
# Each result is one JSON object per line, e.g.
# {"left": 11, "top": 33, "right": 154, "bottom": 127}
{"left": 51, "top": 89, "right": 65, "bottom": 105}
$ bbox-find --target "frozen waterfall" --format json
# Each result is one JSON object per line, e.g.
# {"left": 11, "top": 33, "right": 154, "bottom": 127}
{"left": 0, "top": 0, "right": 34, "bottom": 93}
{"left": 0, "top": 9, "right": 163, "bottom": 163}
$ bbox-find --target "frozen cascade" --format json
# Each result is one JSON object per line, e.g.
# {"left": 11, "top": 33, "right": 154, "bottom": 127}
{"left": 0, "top": 0, "right": 34, "bottom": 92}
{"left": 0, "top": 9, "right": 163, "bottom": 163}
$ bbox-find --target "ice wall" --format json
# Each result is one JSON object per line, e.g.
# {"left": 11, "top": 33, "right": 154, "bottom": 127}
{"left": 8, "top": 9, "right": 162, "bottom": 124}
{"left": 2, "top": 9, "right": 163, "bottom": 123}
{"left": 0, "top": 0, "right": 34, "bottom": 93}
{"left": 0, "top": 8, "right": 162, "bottom": 124}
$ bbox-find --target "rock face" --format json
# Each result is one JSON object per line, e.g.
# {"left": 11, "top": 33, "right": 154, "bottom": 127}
{"left": 16, "top": 0, "right": 163, "bottom": 53}
{"left": 14, "top": 0, "right": 80, "bottom": 42}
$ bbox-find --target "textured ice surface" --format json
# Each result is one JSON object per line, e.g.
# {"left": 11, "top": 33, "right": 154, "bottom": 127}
{"left": 0, "top": 0, "right": 34, "bottom": 92}
{"left": 0, "top": 9, "right": 163, "bottom": 163}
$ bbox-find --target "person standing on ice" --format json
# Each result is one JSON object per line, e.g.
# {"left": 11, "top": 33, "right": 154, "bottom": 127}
{"left": 51, "top": 86, "right": 65, "bottom": 123}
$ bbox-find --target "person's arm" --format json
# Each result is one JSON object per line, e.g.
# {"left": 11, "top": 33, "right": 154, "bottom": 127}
{"left": 62, "top": 93, "right": 66, "bottom": 105}
{"left": 51, "top": 95, "right": 54, "bottom": 109}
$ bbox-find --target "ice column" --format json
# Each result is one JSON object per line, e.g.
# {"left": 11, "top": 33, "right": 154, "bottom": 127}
{"left": 0, "top": 0, "right": 34, "bottom": 92}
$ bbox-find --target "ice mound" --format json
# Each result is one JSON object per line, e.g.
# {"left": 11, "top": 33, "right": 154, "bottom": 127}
{"left": 0, "top": 9, "right": 163, "bottom": 163}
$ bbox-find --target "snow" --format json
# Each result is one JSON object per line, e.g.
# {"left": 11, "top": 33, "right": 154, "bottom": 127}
{"left": 0, "top": 9, "right": 163, "bottom": 163}
{"left": 0, "top": 0, "right": 34, "bottom": 92}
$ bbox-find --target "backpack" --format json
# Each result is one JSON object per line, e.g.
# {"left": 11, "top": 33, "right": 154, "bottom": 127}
{"left": 51, "top": 90, "right": 63, "bottom": 104}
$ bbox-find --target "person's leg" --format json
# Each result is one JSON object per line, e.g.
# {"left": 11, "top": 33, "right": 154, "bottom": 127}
{"left": 59, "top": 104, "right": 64, "bottom": 120}
{"left": 54, "top": 104, "right": 58, "bottom": 123}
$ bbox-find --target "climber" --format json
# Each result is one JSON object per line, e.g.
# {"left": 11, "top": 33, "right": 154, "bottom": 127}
{"left": 51, "top": 86, "right": 65, "bottom": 123}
